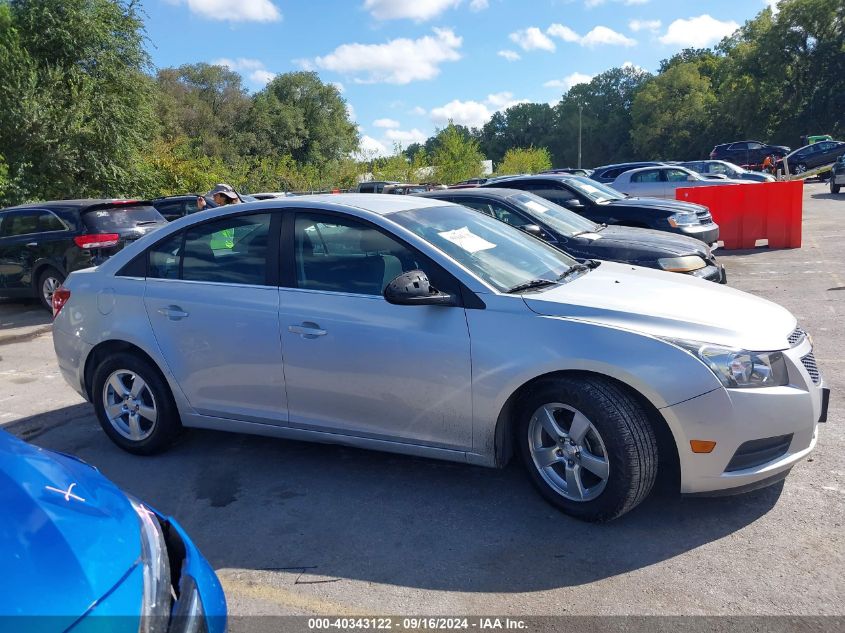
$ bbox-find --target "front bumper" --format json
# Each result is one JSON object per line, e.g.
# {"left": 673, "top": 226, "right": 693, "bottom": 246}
{"left": 689, "top": 263, "right": 726, "bottom": 284}
{"left": 834, "top": 173, "right": 845, "bottom": 185}
{"left": 676, "top": 222, "right": 720, "bottom": 245}
{"left": 660, "top": 337, "right": 825, "bottom": 495}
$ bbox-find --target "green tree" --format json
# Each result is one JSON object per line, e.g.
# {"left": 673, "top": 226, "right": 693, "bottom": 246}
{"left": 479, "top": 103, "right": 555, "bottom": 165}
{"left": 496, "top": 147, "right": 552, "bottom": 175}
{"left": 247, "top": 71, "right": 358, "bottom": 164}
{"left": 431, "top": 123, "right": 485, "bottom": 184}
{"left": 631, "top": 63, "right": 718, "bottom": 159}
{"left": 0, "top": 0, "right": 155, "bottom": 205}
{"left": 374, "top": 144, "right": 430, "bottom": 182}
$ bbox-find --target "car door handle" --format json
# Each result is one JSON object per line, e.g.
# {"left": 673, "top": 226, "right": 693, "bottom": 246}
{"left": 157, "top": 305, "right": 189, "bottom": 320}
{"left": 288, "top": 322, "right": 327, "bottom": 339}
{"left": 25, "top": 242, "right": 38, "bottom": 247}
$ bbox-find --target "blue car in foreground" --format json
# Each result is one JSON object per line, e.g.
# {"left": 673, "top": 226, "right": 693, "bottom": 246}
{"left": 0, "top": 429, "right": 226, "bottom": 632}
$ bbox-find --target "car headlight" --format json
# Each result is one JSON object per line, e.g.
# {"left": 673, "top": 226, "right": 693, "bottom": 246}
{"left": 130, "top": 498, "right": 172, "bottom": 633}
{"left": 169, "top": 575, "right": 207, "bottom": 633}
{"left": 667, "top": 212, "right": 699, "bottom": 227}
{"left": 667, "top": 339, "right": 789, "bottom": 388}
{"left": 657, "top": 256, "right": 707, "bottom": 272}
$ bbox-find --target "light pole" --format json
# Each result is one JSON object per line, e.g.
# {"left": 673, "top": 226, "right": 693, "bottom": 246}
{"left": 577, "top": 103, "right": 583, "bottom": 170}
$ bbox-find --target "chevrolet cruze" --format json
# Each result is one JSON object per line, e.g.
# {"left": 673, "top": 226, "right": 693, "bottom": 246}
{"left": 52, "top": 195, "right": 829, "bottom": 521}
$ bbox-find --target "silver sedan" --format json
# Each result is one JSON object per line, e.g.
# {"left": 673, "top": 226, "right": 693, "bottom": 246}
{"left": 52, "top": 195, "right": 827, "bottom": 521}
{"left": 612, "top": 165, "right": 747, "bottom": 199}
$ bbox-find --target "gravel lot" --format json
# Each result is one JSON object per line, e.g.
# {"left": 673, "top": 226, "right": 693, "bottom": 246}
{"left": 1, "top": 182, "right": 842, "bottom": 624}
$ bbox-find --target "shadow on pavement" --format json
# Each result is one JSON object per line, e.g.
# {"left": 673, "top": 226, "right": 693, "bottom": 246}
{"left": 13, "top": 405, "right": 782, "bottom": 593}
{"left": 810, "top": 192, "right": 842, "bottom": 201}
{"left": 0, "top": 298, "right": 51, "bottom": 338}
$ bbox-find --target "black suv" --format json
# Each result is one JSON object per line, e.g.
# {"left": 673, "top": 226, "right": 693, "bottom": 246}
{"left": 0, "top": 199, "right": 167, "bottom": 309}
{"left": 709, "top": 141, "right": 790, "bottom": 169}
{"left": 481, "top": 175, "right": 720, "bottom": 244}
{"left": 776, "top": 140, "right": 845, "bottom": 177}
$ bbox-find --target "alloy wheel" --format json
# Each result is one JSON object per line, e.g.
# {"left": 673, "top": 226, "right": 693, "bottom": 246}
{"left": 41, "top": 276, "right": 60, "bottom": 306}
{"left": 528, "top": 403, "right": 610, "bottom": 502}
{"left": 102, "top": 370, "right": 158, "bottom": 441}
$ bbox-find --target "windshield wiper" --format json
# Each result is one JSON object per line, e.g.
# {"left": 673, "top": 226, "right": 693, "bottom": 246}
{"left": 556, "top": 260, "right": 601, "bottom": 283}
{"left": 506, "top": 278, "right": 558, "bottom": 294}
{"left": 135, "top": 221, "right": 162, "bottom": 226}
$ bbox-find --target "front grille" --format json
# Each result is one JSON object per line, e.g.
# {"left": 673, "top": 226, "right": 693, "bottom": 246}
{"left": 725, "top": 434, "right": 793, "bottom": 472}
{"left": 695, "top": 209, "right": 712, "bottom": 224}
{"left": 801, "top": 352, "right": 821, "bottom": 384}
{"left": 788, "top": 327, "right": 806, "bottom": 346}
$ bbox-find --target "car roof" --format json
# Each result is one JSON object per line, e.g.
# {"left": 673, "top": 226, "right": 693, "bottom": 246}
{"left": 482, "top": 174, "right": 574, "bottom": 184}
{"left": 2, "top": 199, "right": 149, "bottom": 211}
{"left": 250, "top": 193, "right": 453, "bottom": 216}
{"left": 416, "top": 187, "right": 522, "bottom": 200}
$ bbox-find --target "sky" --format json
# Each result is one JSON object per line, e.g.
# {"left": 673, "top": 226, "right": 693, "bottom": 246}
{"left": 146, "top": 0, "right": 779, "bottom": 156}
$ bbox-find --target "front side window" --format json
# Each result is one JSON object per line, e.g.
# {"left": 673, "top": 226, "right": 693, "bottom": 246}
{"left": 666, "top": 169, "right": 694, "bottom": 182}
{"left": 461, "top": 199, "right": 531, "bottom": 228}
{"left": 294, "top": 213, "right": 425, "bottom": 296}
{"left": 391, "top": 204, "right": 576, "bottom": 293}
{"left": 0, "top": 212, "right": 41, "bottom": 237}
{"left": 148, "top": 213, "right": 272, "bottom": 285}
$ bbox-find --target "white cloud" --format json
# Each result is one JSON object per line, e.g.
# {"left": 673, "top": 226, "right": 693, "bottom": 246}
{"left": 629, "top": 19, "right": 661, "bottom": 32}
{"left": 374, "top": 118, "right": 401, "bottom": 128}
{"left": 212, "top": 57, "right": 275, "bottom": 85}
{"left": 547, "top": 23, "right": 580, "bottom": 43}
{"left": 430, "top": 92, "right": 527, "bottom": 128}
{"left": 581, "top": 26, "right": 636, "bottom": 47}
{"left": 544, "top": 72, "right": 594, "bottom": 91}
{"left": 587, "top": 0, "right": 650, "bottom": 6}
{"left": 622, "top": 60, "right": 648, "bottom": 73}
{"left": 469, "top": 0, "right": 489, "bottom": 10}
{"left": 363, "top": 0, "right": 459, "bottom": 21}
{"left": 174, "top": 0, "right": 281, "bottom": 22}
{"left": 497, "top": 49, "right": 521, "bottom": 62}
{"left": 358, "top": 135, "right": 389, "bottom": 157}
{"left": 313, "top": 28, "right": 462, "bottom": 84}
{"left": 509, "top": 26, "right": 556, "bottom": 52}
{"left": 385, "top": 128, "right": 428, "bottom": 143}
{"left": 409, "top": 106, "right": 427, "bottom": 116}
{"left": 660, "top": 15, "right": 739, "bottom": 47}
{"left": 347, "top": 103, "right": 357, "bottom": 123}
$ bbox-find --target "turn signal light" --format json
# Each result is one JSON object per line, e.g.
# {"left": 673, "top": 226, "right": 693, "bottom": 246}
{"left": 74, "top": 233, "right": 120, "bottom": 249}
{"left": 52, "top": 287, "right": 71, "bottom": 318}
{"left": 690, "top": 440, "right": 717, "bottom": 454}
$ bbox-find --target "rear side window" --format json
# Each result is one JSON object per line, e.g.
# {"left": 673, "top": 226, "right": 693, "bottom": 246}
{"left": 39, "top": 211, "right": 67, "bottom": 232}
{"left": 82, "top": 204, "right": 165, "bottom": 232}
{"left": 602, "top": 168, "right": 627, "bottom": 179}
{"left": 148, "top": 213, "right": 272, "bottom": 286}
{"left": 632, "top": 170, "right": 661, "bottom": 183}
{"left": 358, "top": 184, "right": 375, "bottom": 193}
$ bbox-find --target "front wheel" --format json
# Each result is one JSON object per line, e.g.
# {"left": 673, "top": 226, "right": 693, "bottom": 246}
{"left": 518, "top": 376, "right": 657, "bottom": 522}
{"left": 92, "top": 352, "right": 182, "bottom": 454}
{"left": 831, "top": 179, "right": 841, "bottom": 195}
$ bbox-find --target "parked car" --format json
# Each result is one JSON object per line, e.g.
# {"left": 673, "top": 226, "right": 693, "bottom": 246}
{"left": 480, "top": 174, "right": 720, "bottom": 244}
{"left": 776, "top": 140, "right": 845, "bottom": 176}
{"left": 383, "top": 183, "right": 446, "bottom": 195}
{"left": 709, "top": 141, "right": 790, "bottom": 169}
{"left": 0, "top": 199, "right": 167, "bottom": 310}
{"left": 52, "top": 195, "right": 827, "bottom": 522}
{"left": 251, "top": 192, "right": 296, "bottom": 200}
{"left": 830, "top": 154, "right": 845, "bottom": 194}
{"left": 356, "top": 181, "right": 398, "bottom": 193}
{"left": 449, "top": 178, "right": 489, "bottom": 188}
{"left": 151, "top": 195, "right": 205, "bottom": 221}
{"left": 680, "top": 160, "right": 775, "bottom": 183}
{"left": 416, "top": 188, "right": 725, "bottom": 283}
{"left": 0, "top": 428, "right": 226, "bottom": 631}
{"left": 611, "top": 166, "right": 746, "bottom": 200}
{"left": 589, "top": 162, "right": 666, "bottom": 183}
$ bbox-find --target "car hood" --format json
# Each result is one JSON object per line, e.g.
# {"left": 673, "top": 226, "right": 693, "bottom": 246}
{"left": 0, "top": 431, "right": 140, "bottom": 625}
{"left": 584, "top": 225, "right": 710, "bottom": 258}
{"left": 604, "top": 197, "right": 707, "bottom": 214}
{"left": 522, "top": 261, "right": 795, "bottom": 351}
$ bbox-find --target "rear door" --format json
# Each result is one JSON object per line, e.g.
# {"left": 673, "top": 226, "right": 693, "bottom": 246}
{"left": 629, "top": 169, "right": 666, "bottom": 198}
{"left": 0, "top": 209, "right": 70, "bottom": 291}
{"left": 143, "top": 211, "right": 287, "bottom": 423}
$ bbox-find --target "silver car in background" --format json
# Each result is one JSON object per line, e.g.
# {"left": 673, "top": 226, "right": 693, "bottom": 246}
{"left": 52, "top": 195, "right": 828, "bottom": 521}
{"left": 612, "top": 165, "right": 747, "bottom": 199}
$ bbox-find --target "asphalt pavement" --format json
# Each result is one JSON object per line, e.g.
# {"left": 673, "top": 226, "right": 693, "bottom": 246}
{"left": 1, "top": 182, "right": 842, "bottom": 623}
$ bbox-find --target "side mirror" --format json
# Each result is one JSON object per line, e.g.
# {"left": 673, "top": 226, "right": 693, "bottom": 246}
{"left": 563, "top": 199, "right": 584, "bottom": 210}
{"left": 522, "top": 224, "right": 545, "bottom": 238}
{"left": 384, "top": 270, "right": 455, "bottom": 306}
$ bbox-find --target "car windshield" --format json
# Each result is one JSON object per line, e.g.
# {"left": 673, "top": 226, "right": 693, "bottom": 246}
{"left": 564, "top": 176, "right": 626, "bottom": 203}
{"left": 508, "top": 193, "right": 598, "bottom": 236}
{"left": 390, "top": 204, "right": 577, "bottom": 292}
{"left": 81, "top": 204, "right": 166, "bottom": 231}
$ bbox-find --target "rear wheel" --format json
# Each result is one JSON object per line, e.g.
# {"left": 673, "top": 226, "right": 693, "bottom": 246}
{"left": 92, "top": 353, "right": 181, "bottom": 454}
{"left": 518, "top": 376, "right": 658, "bottom": 522}
{"left": 37, "top": 267, "right": 65, "bottom": 312}
{"left": 831, "top": 179, "right": 841, "bottom": 195}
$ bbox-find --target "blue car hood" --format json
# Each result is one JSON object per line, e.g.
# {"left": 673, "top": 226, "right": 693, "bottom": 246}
{"left": 0, "top": 431, "right": 141, "bottom": 626}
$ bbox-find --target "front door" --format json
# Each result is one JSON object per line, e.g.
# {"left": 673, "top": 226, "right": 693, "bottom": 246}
{"left": 278, "top": 211, "right": 473, "bottom": 450}
{"left": 143, "top": 211, "right": 287, "bottom": 424}
{"left": 0, "top": 210, "right": 44, "bottom": 290}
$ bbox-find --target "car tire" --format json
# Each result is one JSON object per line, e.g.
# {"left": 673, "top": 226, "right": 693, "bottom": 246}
{"left": 796, "top": 163, "right": 807, "bottom": 176}
{"left": 517, "top": 375, "right": 657, "bottom": 522}
{"left": 831, "top": 180, "right": 840, "bottom": 195}
{"left": 92, "top": 352, "right": 182, "bottom": 455}
{"left": 37, "top": 267, "right": 65, "bottom": 312}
